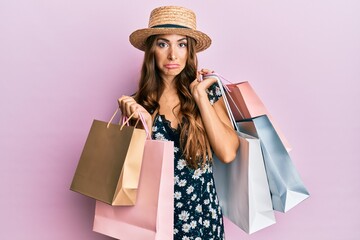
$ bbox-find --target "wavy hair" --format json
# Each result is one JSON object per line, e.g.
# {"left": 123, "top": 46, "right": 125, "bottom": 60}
{"left": 134, "top": 35, "right": 212, "bottom": 168}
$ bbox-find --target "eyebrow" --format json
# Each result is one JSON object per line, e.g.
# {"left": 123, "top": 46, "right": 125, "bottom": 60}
{"left": 157, "top": 37, "right": 187, "bottom": 42}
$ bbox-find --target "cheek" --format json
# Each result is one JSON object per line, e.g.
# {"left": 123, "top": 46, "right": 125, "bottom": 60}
{"left": 155, "top": 51, "right": 167, "bottom": 63}
{"left": 180, "top": 52, "right": 188, "bottom": 65}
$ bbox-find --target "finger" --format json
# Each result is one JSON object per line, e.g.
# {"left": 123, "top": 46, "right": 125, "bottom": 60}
{"left": 200, "top": 68, "right": 214, "bottom": 74}
{"left": 200, "top": 68, "right": 208, "bottom": 73}
{"left": 124, "top": 99, "right": 137, "bottom": 117}
{"left": 118, "top": 96, "right": 129, "bottom": 113}
{"left": 119, "top": 97, "right": 135, "bottom": 117}
{"left": 118, "top": 95, "right": 128, "bottom": 107}
{"left": 202, "top": 76, "right": 218, "bottom": 85}
{"left": 129, "top": 103, "right": 140, "bottom": 118}
{"left": 198, "top": 76, "right": 217, "bottom": 90}
{"left": 196, "top": 71, "right": 202, "bottom": 82}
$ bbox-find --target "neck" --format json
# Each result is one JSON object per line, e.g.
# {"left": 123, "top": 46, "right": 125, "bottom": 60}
{"left": 162, "top": 75, "right": 177, "bottom": 92}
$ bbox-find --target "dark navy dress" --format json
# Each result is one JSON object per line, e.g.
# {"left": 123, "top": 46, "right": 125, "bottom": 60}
{"left": 151, "top": 83, "right": 225, "bottom": 240}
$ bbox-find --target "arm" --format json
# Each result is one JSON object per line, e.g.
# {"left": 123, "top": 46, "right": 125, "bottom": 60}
{"left": 190, "top": 70, "right": 240, "bottom": 163}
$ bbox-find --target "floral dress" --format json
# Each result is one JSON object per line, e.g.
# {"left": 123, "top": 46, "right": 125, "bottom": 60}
{"left": 152, "top": 83, "right": 225, "bottom": 240}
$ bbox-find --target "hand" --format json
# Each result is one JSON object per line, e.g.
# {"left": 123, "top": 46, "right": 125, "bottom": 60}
{"left": 117, "top": 96, "right": 153, "bottom": 130}
{"left": 190, "top": 69, "right": 217, "bottom": 102}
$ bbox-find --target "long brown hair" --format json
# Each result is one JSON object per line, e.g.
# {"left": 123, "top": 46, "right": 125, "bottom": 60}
{"left": 134, "top": 35, "right": 212, "bottom": 168}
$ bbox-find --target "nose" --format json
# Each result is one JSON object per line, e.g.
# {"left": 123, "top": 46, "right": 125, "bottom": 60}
{"left": 168, "top": 47, "right": 177, "bottom": 61}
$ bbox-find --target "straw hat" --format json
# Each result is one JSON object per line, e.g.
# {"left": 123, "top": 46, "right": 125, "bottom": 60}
{"left": 129, "top": 6, "right": 211, "bottom": 52}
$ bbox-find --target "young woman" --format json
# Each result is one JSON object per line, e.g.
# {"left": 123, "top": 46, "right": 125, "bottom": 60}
{"left": 118, "top": 6, "right": 240, "bottom": 240}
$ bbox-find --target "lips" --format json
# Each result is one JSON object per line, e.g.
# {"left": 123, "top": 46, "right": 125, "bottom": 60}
{"left": 164, "top": 64, "right": 180, "bottom": 69}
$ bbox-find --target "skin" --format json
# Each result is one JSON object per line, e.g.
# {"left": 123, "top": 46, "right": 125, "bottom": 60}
{"left": 118, "top": 34, "right": 239, "bottom": 163}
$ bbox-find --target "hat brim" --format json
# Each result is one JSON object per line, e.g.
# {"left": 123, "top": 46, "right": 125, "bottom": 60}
{"left": 129, "top": 28, "right": 211, "bottom": 52}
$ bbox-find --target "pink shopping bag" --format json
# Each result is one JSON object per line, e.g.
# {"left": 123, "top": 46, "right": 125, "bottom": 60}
{"left": 226, "top": 81, "right": 292, "bottom": 151}
{"left": 93, "top": 139, "right": 174, "bottom": 240}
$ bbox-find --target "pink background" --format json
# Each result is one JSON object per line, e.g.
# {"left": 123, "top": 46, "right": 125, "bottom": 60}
{"left": 1, "top": 0, "right": 359, "bottom": 239}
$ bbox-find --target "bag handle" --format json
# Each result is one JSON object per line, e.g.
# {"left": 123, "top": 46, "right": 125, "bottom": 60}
{"left": 203, "top": 73, "right": 243, "bottom": 132}
{"left": 107, "top": 108, "right": 151, "bottom": 139}
{"left": 203, "top": 73, "right": 245, "bottom": 119}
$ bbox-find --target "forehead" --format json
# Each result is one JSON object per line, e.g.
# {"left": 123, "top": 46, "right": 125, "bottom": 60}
{"left": 156, "top": 34, "right": 187, "bottom": 41}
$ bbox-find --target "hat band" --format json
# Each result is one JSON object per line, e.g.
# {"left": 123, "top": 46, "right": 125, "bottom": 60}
{"left": 151, "top": 24, "right": 190, "bottom": 29}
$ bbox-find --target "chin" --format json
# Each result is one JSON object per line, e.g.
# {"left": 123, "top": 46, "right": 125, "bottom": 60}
{"left": 165, "top": 70, "right": 182, "bottom": 77}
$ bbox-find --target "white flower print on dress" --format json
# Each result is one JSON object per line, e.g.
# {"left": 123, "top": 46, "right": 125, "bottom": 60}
{"left": 182, "top": 223, "right": 191, "bottom": 233}
{"left": 174, "top": 146, "right": 179, "bottom": 153}
{"left": 176, "top": 202, "right": 183, "bottom": 208}
{"left": 209, "top": 193, "right": 214, "bottom": 202}
{"left": 192, "top": 168, "right": 202, "bottom": 179}
{"left": 204, "top": 220, "right": 210, "bottom": 228}
{"left": 215, "top": 86, "right": 221, "bottom": 97}
{"left": 207, "top": 182, "right": 211, "bottom": 192}
{"left": 154, "top": 132, "right": 166, "bottom": 140}
{"left": 174, "top": 176, "right": 179, "bottom": 184}
{"left": 210, "top": 208, "right": 218, "bottom": 219}
{"left": 195, "top": 204, "right": 202, "bottom": 213}
{"left": 191, "top": 194, "right": 197, "bottom": 201}
{"left": 213, "top": 224, "right": 217, "bottom": 232}
{"left": 177, "top": 159, "right": 187, "bottom": 170}
{"left": 179, "top": 211, "right": 190, "bottom": 222}
{"left": 182, "top": 236, "right": 190, "bottom": 240}
{"left": 174, "top": 191, "right": 182, "bottom": 200}
{"left": 190, "top": 221, "right": 197, "bottom": 229}
{"left": 178, "top": 179, "right": 187, "bottom": 187}
{"left": 186, "top": 186, "right": 194, "bottom": 194}
{"left": 152, "top": 126, "right": 158, "bottom": 132}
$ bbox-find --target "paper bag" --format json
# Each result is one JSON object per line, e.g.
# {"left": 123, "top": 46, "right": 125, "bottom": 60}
{"left": 70, "top": 110, "right": 147, "bottom": 205}
{"left": 226, "top": 81, "right": 292, "bottom": 151}
{"left": 237, "top": 115, "right": 310, "bottom": 212}
{"left": 93, "top": 139, "right": 174, "bottom": 240}
{"left": 213, "top": 132, "right": 276, "bottom": 234}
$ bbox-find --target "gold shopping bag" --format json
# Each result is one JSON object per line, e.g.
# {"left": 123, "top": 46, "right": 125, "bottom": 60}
{"left": 70, "top": 109, "right": 147, "bottom": 205}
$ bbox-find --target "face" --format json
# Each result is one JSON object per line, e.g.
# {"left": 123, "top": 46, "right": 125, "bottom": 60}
{"left": 154, "top": 34, "right": 188, "bottom": 80}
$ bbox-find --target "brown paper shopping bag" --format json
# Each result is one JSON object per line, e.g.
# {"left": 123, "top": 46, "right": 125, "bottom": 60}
{"left": 70, "top": 109, "right": 147, "bottom": 205}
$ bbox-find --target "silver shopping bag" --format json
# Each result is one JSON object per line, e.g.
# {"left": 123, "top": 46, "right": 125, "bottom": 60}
{"left": 213, "top": 131, "right": 276, "bottom": 234}
{"left": 208, "top": 73, "right": 276, "bottom": 234}
{"left": 237, "top": 115, "right": 310, "bottom": 212}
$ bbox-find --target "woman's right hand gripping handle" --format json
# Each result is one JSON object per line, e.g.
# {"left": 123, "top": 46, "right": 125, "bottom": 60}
{"left": 118, "top": 96, "right": 153, "bottom": 135}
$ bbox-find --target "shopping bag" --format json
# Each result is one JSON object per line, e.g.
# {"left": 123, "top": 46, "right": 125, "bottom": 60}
{"left": 93, "top": 139, "right": 174, "bottom": 240}
{"left": 70, "top": 109, "right": 147, "bottom": 206}
{"left": 237, "top": 115, "right": 310, "bottom": 212}
{"left": 210, "top": 74, "right": 276, "bottom": 234}
{"left": 213, "top": 131, "right": 276, "bottom": 234}
{"left": 226, "top": 80, "right": 292, "bottom": 151}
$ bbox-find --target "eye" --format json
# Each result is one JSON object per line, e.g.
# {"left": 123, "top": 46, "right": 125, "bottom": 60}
{"left": 179, "top": 42, "right": 187, "bottom": 48}
{"left": 157, "top": 41, "right": 168, "bottom": 48}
